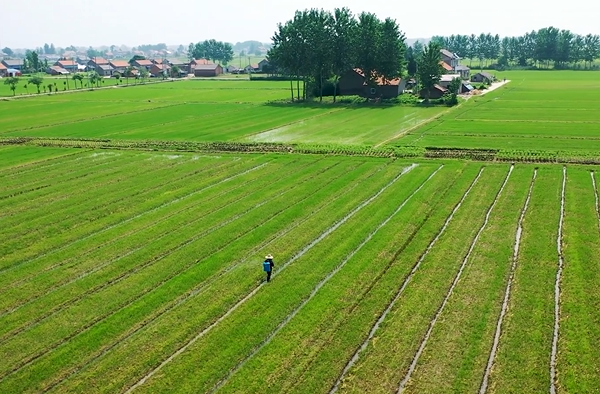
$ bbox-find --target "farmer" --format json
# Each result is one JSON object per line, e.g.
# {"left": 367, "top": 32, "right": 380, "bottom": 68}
{"left": 263, "top": 254, "right": 274, "bottom": 282}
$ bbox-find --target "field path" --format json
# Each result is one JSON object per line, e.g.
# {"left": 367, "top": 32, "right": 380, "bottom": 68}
{"left": 397, "top": 164, "right": 514, "bottom": 393}
{"left": 123, "top": 163, "right": 419, "bottom": 393}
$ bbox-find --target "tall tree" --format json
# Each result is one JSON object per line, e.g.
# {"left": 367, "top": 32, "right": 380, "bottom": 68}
{"left": 329, "top": 7, "right": 357, "bottom": 102}
{"left": 354, "top": 12, "right": 382, "bottom": 90}
{"left": 2, "top": 47, "right": 13, "bottom": 56}
{"left": 28, "top": 76, "right": 44, "bottom": 94}
{"left": 417, "top": 42, "right": 443, "bottom": 102}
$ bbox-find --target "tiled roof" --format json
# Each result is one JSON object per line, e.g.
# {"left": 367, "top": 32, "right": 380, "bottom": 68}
{"left": 353, "top": 68, "right": 402, "bottom": 86}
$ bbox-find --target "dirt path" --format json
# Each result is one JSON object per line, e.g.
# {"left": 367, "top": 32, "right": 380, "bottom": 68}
{"left": 460, "top": 79, "right": 511, "bottom": 100}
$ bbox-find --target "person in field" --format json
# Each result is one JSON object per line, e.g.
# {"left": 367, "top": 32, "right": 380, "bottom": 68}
{"left": 263, "top": 254, "right": 274, "bottom": 282}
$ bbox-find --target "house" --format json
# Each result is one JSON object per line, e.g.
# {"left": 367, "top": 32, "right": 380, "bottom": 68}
{"left": 471, "top": 72, "right": 495, "bottom": 84}
{"left": 455, "top": 65, "right": 470, "bottom": 80}
{"left": 338, "top": 68, "right": 405, "bottom": 99}
{"left": 0, "top": 62, "right": 6, "bottom": 77}
{"left": 226, "top": 65, "right": 240, "bottom": 74}
{"left": 194, "top": 64, "right": 223, "bottom": 77}
{"left": 420, "top": 84, "right": 448, "bottom": 100}
{"left": 1, "top": 59, "right": 24, "bottom": 70}
{"left": 132, "top": 59, "right": 153, "bottom": 70}
{"left": 188, "top": 58, "right": 213, "bottom": 73}
{"left": 439, "top": 61, "right": 453, "bottom": 73}
{"left": 150, "top": 63, "right": 171, "bottom": 77}
{"left": 243, "top": 64, "right": 259, "bottom": 73}
{"left": 54, "top": 59, "right": 78, "bottom": 72}
{"left": 109, "top": 60, "right": 129, "bottom": 74}
{"left": 77, "top": 56, "right": 90, "bottom": 64}
{"left": 438, "top": 74, "right": 462, "bottom": 89}
{"left": 96, "top": 64, "right": 114, "bottom": 76}
{"left": 88, "top": 57, "right": 111, "bottom": 75}
{"left": 47, "top": 65, "right": 70, "bottom": 75}
{"left": 440, "top": 49, "right": 459, "bottom": 69}
{"left": 258, "top": 59, "right": 269, "bottom": 72}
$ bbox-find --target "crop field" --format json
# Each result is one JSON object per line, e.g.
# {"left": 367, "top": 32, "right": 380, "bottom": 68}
{"left": 399, "top": 71, "right": 600, "bottom": 155}
{"left": 1, "top": 146, "right": 599, "bottom": 393}
{"left": 0, "top": 80, "right": 446, "bottom": 146}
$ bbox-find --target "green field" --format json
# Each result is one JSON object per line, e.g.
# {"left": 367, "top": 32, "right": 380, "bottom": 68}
{"left": 0, "top": 79, "right": 447, "bottom": 146}
{"left": 399, "top": 71, "right": 600, "bottom": 155}
{"left": 1, "top": 70, "right": 600, "bottom": 393}
{"left": 0, "top": 148, "right": 598, "bottom": 393}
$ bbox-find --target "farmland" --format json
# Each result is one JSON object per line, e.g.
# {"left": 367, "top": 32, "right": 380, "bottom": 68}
{"left": 1, "top": 69, "right": 600, "bottom": 393}
{"left": 0, "top": 146, "right": 599, "bottom": 394}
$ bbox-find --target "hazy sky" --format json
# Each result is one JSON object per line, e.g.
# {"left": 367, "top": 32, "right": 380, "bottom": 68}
{"left": 2, "top": 0, "right": 599, "bottom": 49}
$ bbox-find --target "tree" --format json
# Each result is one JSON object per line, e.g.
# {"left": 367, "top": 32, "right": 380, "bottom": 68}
{"left": 47, "top": 83, "right": 54, "bottom": 93}
{"left": 124, "top": 65, "right": 135, "bottom": 84}
{"left": 3, "top": 77, "right": 20, "bottom": 96}
{"left": 28, "top": 76, "right": 44, "bottom": 94}
{"left": 329, "top": 7, "right": 357, "bottom": 102}
{"left": 113, "top": 72, "right": 121, "bottom": 84}
{"left": 171, "top": 65, "right": 181, "bottom": 78}
{"left": 88, "top": 71, "right": 101, "bottom": 88}
{"left": 129, "top": 55, "right": 146, "bottom": 65}
{"left": 417, "top": 42, "right": 443, "bottom": 102}
{"left": 406, "top": 47, "right": 417, "bottom": 77}
{"left": 2, "top": 47, "right": 13, "bottom": 56}
{"left": 72, "top": 73, "right": 84, "bottom": 89}
{"left": 139, "top": 68, "right": 149, "bottom": 83}
{"left": 25, "top": 50, "right": 40, "bottom": 73}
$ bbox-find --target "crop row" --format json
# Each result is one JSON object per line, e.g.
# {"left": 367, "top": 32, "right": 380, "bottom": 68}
{"left": 0, "top": 156, "right": 406, "bottom": 390}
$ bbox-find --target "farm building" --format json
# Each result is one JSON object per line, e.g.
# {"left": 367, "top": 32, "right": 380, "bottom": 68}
{"left": 472, "top": 72, "right": 495, "bottom": 83}
{"left": 440, "top": 49, "right": 459, "bottom": 69}
{"left": 189, "top": 58, "right": 214, "bottom": 74}
{"left": 194, "top": 64, "right": 223, "bottom": 77}
{"left": 244, "top": 64, "right": 259, "bottom": 73}
{"left": 47, "top": 65, "right": 69, "bottom": 75}
{"left": 0, "top": 62, "right": 6, "bottom": 76}
{"left": 109, "top": 60, "right": 129, "bottom": 74}
{"left": 54, "top": 59, "right": 78, "bottom": 72}
{"left": 1, "top": 59, "right": 24, "bottom": 70}
{"left": 150, "top": 63, "right": 171, "bottom": 77}
{"left": 455, "top": 65, "right": 470, "bottom": 79}
{"left": 258, "top": 59, "right": 269, "bottom": 72}
{"left": 438, "top": 74, "right": 462, "bottom": 89}
{"left": 338, "top": 68, "right": 406, "bottom": 99}
{"left": 226, "top": 65, "right": 240, "bottom": 73}
{"left": 420, "top": 84, "right": 448, "bottom": 99}
{"left": 460, "top": 82, "right": 475, "bottom": 94}
{"left": 5, "top": 68, "right": 21, "bottom": 77}
{"left": 132, "top": 59, "right": 153, "bottom": 70}
{"left": 439, "top": 61, "right": 453, "bottom": 73}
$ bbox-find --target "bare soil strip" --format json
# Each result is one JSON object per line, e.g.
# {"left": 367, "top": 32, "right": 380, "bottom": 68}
{"left": 550, "top": 166, "right": 566, "bottom": 394}
{"left": 479, "top": 169, "right": 537, "bottom": 394}
{"left": 123, "top": 164, "right": 418, "bottom": 394}
{"left": 208, "top": 165, "right": 444, "bottom": 394}
{"left": 397, "top": 164, "right": 514, "bottom": 393}
{"left": 329, "top": 166, "right": 485, "bottom": 394}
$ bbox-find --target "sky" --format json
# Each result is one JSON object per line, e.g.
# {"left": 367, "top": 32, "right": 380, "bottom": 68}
{"left": 2, "top": 0, "right": 600, "bottom": 49}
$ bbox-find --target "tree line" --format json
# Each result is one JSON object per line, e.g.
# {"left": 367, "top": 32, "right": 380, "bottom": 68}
{"left": 187, "top": 39, "right": 234, "bottom": 64}
{"left": 268, "top": 8, "right": 405, "bottom": 102}
{"left": 430, "top": 27, "right": 600, "bottom": 69}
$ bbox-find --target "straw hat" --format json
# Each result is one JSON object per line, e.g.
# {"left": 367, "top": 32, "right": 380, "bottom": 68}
{"left": 265, "top": 254, "right": 273, "bottom": 259}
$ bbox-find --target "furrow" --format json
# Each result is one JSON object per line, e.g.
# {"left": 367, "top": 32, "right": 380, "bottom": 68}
{"left": 550, "top": 166, "right": 566, "bottom": 394}
{"left": 0, "top": 159, "right": 266, "bottom": 275}
{"left": 0, "top": 159, "right": 342, "bottom": 379}
{"left": 397, "top": 164, "right": 514, "bottom": 393}
{"left": 209, "top": 165, "right": 444, "bottom": 394}
{"left": 42, "top": 161, "right": 379, "bottom": 392}
{"left": 329, "top": 166, "right": 485, "bottom": 394}
{"left": 479, "top": 169, "right": 537, "bottom": 394}
{"left": 123, "top": 163, "right": 419, "bottom": 394}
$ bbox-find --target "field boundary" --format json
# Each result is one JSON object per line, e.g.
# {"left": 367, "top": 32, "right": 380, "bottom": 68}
{"left": 3, "top": 137, "right": 600, "bottom": 164}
